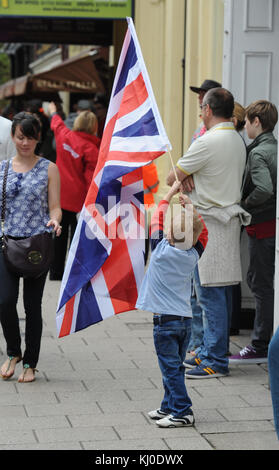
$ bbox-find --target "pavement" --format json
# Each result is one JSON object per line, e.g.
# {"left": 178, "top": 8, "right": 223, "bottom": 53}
{"left": 0, "top": 277, "right": 278, "bottom": 451}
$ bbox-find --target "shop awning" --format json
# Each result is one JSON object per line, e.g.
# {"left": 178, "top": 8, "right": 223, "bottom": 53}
{"left": 0, "top": 48, "right": 107, "bottom": 100}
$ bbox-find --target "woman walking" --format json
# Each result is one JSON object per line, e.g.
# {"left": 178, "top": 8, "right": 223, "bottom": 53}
{"left": 0, "top": 112, "right": 61, "bottom": 383}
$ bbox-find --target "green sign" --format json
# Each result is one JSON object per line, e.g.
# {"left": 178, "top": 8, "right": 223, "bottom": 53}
{"left": 0, "top": 0, "right": 132, "bottom": 18}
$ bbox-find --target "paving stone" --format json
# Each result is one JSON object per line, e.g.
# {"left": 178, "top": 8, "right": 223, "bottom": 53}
{"left": 218, "top": 406, "right": 274, "bottom": 421}
{"left": 84, "top": 377, "right": 157, "bottom": 391}
{"left": 111, "top": 368, "right": 161, "bottom": 380}
{"left": 125, "top": 389, "right": 162, "bottom": 401}
{"left": 0, "top": 391, "right": 57, "bottom": 405}
{"left": 191, "top": 394, "right": 248, "bottom": 409}
{"left": 98, "top": 399, "right": 169, "bottom": 414}
{"left": 35, "top": 426, "right": 119, "bottom": 443}
{"left": 186, "top": 377, "right": 229, "bottom": 389}
{"left": 1, "top": 278, "right": 278, "bottom": 451}
{"left": 0, "top": 383, "right": 18, "bottom": 395}
{"left": 68, "top": 412, "right": 148, "bottom": 427}
{"left": 193, "top": 409, "right": 226, "bottom": 423}
{"left": 218, "top": 372, "right": 268, "bottom": 386}
{"left": 0, "top": 405, "right": 26, "bottom": 418}
{"left": 115, "top": 423, "right": 200, "bottom": 440}
{"left": 0, "top": 430, "right": 37, "bottom": 445}
{"left": 81, "top": 337, "right": 146, "bottom": 349}
{"left": 0, "top": 415, "right": 70, "bottom": 430}
{"left": 25, "top": 402, "right": 102, "bottom": 417}
{"left": 15, "top": 378, "right": 87, "bottom": 393}
{"left": 205, "top": 431, "right": 279, "bottom": 450}
{"left": 239, "top": 390, "right": 273, "bottom": 407}
{"left": 58, "top": 342, "right": 122, "bottom": 355}
{"left": 195, "top": 419, "right": 275, "bottom": 434}
{"left": 56, "top": 390, "right": 130, "bottom": 404}
{"left": 82, "top": 439, "right": 169, "bottom": 450}
{"left": 165, "top": 436, "right": 213, "bottom": 450}
{"left": 191, "top": 383, "right": 268, "bottom": 397}
{"left": 129, "top": 359, "right": 159, "bottom": 369}
{"left": 43, "top": 368, "right": 112, "bottom": 381}
{"left": 69, "top": 358, "right": 137, "bottom": 371}
{"left": 106, "top": 328, "right": 153, "bottom": 339}
{"left": 0, "top": 442, "right": 83, "bottom": 450}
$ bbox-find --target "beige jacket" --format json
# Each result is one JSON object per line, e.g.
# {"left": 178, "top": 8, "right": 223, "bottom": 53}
{"left": 197, "top": 204, "right": 251, "bottom": 287}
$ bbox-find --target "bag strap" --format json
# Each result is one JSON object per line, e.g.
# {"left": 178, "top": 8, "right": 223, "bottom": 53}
{"left": 1, "top": 160, "right": 9, "bottom": 234}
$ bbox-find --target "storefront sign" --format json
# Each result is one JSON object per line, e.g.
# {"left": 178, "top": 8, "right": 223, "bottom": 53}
{"left": 0, "top": 0, "right": 133, "bottom": 19}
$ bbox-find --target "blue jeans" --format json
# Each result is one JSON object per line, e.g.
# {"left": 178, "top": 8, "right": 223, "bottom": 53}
{"left": 153, "top": 316, "right": 193, "bottom": 418}
{"left": 187, "top": 277, "right": 204, "bottom": 351}
{"left": 193, "top": 267, "right": 230, "bottom": 374}
{"left": 268, "top": 326, "right": 279, "bottom": 439}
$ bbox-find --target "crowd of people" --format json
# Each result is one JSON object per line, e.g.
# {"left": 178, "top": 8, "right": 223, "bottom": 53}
{"left": 140, "top": 82, "right": 279, "bottom": 436}
{"left": 0, "top": 84, "right": 278, "bottom": 438}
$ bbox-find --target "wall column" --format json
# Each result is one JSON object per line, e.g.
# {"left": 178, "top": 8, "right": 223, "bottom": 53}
{"left": 183, "top": 0, "right": 224, "bottom": 149}
{"left": 135, "top": 0, "right": 186, "bottom": 200}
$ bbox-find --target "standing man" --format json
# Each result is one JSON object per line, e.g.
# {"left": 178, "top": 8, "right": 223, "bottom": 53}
{"left": 187, "top": 79, "right": 222, "bottom": 355}
{"left": 190, "top": 79, "right": 222, "bottom": 142}
{"left": 167, "top": 88, "right": 248, "bottom": 379}
{"left": 0, "top": 115, "right": 16, "bottom": 160}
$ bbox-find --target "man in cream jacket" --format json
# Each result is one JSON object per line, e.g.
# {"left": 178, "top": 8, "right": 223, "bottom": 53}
{"left": 167, "top": 87, "right": 248, "bottom": 379}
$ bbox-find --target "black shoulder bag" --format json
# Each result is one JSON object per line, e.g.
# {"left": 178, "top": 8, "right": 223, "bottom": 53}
{"left": 1, "top": 160, "right": 53, "bottom": 278}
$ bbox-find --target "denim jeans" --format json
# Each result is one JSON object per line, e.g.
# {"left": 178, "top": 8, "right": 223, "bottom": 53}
{"left": 187, "top": 277, "right": 204, "bottom": 351}
{"left": 247, "top": 236, "right": 275, "bottom": 354}
{"left": 193, "top": 267, "right": 230, "bottom": 374}
{"left": 268, "top": 326, "right": 279, "bottom": 439}
{"left": 153, "top": 316, "right": 193, "bottom": 418}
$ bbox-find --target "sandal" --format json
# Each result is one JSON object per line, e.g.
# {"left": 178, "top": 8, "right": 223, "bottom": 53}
{"left": 18, "top": 364, "right": 38, "bottom": 383}
{"left": 0, "top": 356, "right": 22, "bottom": 380}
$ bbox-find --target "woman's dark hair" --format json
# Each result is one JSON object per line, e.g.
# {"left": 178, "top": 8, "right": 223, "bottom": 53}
{"left": 11, "top": 112, "right": 41, "bottom": 140}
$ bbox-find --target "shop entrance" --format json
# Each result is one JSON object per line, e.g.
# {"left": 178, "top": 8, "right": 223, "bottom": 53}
{"left": 0, "top": 1, "right": 133, "bottom": 114}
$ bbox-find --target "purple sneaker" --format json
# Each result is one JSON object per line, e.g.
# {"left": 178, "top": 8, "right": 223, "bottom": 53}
{"left": 229, "top": 345, "right": 268, "bottom": 364}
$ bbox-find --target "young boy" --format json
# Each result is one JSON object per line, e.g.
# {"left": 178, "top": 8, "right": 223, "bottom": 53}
{"left": 136, "top": 180, "right": 208, "bottom": 428}
{"left": 230, "top": 100, "right": 278, "bottom": 364}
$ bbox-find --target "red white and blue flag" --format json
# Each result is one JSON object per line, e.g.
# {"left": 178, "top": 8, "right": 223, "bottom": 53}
{"left": 56, "top": 17, "right": 171, "bottom": 337}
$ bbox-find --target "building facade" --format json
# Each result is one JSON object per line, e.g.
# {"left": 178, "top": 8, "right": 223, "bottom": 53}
{"left": 1, "top": 0, "right": 278, "bottom": 327}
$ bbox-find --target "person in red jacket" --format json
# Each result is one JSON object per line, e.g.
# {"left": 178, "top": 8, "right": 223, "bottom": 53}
{"left": 48, "top": 101, "right": 100, "bottom": 280}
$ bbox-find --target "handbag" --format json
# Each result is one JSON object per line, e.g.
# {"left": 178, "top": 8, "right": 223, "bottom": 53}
{"left": 1, "top": 160, "right": 53, "bottom": 278}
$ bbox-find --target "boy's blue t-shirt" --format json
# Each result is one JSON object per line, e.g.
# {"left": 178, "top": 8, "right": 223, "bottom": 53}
{"left": 136, "top": 237, "right": 199, "bottom": 317}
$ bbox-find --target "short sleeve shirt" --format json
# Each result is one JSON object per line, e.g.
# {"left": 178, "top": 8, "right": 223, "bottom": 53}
{"left": 177, "top": 122, "right": 246, "bottom": 209}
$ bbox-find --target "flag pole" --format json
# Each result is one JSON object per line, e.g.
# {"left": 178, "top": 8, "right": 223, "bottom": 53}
{"left": 166, "top": 145, "right": 180, "bottom": 183}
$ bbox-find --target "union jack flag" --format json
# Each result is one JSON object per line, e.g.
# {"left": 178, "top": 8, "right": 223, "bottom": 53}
{"left": 56, "top": 17, "right": 171, "bottom": 337}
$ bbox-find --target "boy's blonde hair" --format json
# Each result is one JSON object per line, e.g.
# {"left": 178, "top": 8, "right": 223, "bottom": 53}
{"left": 73, "top": 110, "right": 98, "bottom": 135}
{"left": 171, "top": 206, "right": 203, "bottom": 250}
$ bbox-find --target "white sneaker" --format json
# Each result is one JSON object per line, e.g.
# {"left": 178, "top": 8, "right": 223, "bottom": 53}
{"left": 148, "top": 408, "right": 169, "bottom": 420}
{"left": 156, "top": 413, "right": 195, "bottom": 428}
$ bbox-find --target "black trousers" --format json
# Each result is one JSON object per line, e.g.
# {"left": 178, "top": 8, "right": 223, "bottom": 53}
{"left": 0, "top": 249, "right": 47, "bottom": 368}
{"left": 247, "top": 235, "right": 275, "bottom": 354}
{"left": 49, "top": 208, "right": 77, "bottom": 280}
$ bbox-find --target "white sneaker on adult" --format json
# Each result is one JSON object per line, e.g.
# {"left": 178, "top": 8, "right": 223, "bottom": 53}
{"left": 148, "top": 409, "right": 169, "bottom": 420}
{"left": 156, "top": 414, "right": 195, "bottom": 428}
